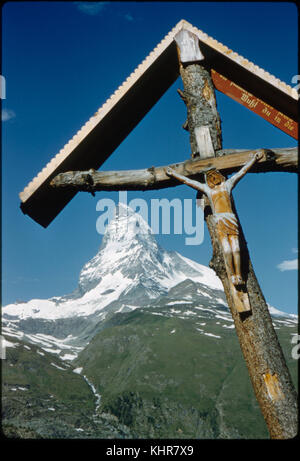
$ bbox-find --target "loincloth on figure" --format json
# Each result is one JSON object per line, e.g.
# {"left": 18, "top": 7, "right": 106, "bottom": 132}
{"left": 213, "top": 212, "right": 239, "bottom": 238}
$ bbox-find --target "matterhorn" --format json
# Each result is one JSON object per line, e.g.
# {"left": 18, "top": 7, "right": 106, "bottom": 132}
{"left": 2, "top": 204, "right": 296, "bottom": 360}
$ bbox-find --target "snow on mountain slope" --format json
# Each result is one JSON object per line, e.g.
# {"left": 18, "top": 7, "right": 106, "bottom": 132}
{"left": 3, "top": 204, "right": 222, "bottom": 321}
{"left": 2, "top": 204, "right": 297, "bottom": 361}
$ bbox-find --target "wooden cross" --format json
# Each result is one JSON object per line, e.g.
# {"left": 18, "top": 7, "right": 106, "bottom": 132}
{"left": 166, "top": 151, "right": 264, "bottom": 313}
{"left": 20, "top": 23, "right": 298, "bottom": 439}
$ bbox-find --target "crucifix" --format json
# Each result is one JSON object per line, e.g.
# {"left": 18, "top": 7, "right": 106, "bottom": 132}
{"left": 20, "top": 21, "right": 298, "bottom": 438}
{"left": 166, "top": 150, "right": 263, "bottom": 313}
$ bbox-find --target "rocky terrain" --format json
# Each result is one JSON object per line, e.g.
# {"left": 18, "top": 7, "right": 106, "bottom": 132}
{"left": 2, "top": 205, "right": 297, "bottom": 438}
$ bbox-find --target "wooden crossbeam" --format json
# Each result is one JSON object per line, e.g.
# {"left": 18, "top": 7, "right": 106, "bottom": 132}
{"left": 50, "top": 148, "right": 297, "bottom": 192}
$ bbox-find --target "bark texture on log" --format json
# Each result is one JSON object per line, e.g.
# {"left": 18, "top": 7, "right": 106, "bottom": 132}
{"left": 180, "top": 60, "right": 298, "bottom": 439}
{"left": 205, "top": 198, "right": 298, "bottom": 438}
{"left": 50, "top": 147, "right": 297, "bottom": 192}
{"left": 179, "top": 63, "right": 222, "bottom": 156}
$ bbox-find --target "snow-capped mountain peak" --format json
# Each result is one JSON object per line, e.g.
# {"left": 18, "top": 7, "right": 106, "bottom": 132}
{"left": 78, "top": 203, "right": 223, "bottom": 297}
{"left": 3, "top": 204, "right": 222, "bottom": 321}
{"left": 2, "top": 205, "right": 296, "bottom": 361}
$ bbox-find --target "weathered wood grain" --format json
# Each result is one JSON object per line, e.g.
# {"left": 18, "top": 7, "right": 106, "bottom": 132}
{"left": 50, "top": 148, "right": 297, "bottom": 192}
{"left": 174, "top": 29, "right": 204, "bottom": 63}
{"left": 194, "top": 126, "right": 215, "bottom": 158}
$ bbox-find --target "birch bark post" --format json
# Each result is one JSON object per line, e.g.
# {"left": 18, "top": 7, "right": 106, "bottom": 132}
{"left": 175, "top": 31, "right": 298, "bottom": 439}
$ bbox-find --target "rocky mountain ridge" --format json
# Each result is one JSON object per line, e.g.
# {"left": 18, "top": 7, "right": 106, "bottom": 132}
{"left": 2, "top": 205, "right": 297, "bottom": 439}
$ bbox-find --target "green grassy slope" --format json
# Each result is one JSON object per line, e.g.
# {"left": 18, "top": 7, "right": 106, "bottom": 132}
{"left": 2, "top": 307, "right": 297, "bottom": 439}
{"left": 74, "top": 307, "right": 297, "bottom": 439}
{"left": 2, "top": 339, "right": 131, "bottom": 438}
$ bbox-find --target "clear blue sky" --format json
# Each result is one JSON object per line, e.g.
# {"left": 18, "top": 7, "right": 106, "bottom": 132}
{"left": 2, "top": 2, "right": 298, "bottom": 314}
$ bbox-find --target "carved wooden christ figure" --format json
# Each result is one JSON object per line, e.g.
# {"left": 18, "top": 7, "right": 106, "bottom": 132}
{"left": 166, "top": 151, "right": 263, "bottom": 286}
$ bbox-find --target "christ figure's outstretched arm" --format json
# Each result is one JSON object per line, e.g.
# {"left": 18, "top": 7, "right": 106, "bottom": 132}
{"left": 226, "top": 151, "right": 263, "bottom": 191}
{"left": 166, "top": 167, "right": 209, "bottom": 194}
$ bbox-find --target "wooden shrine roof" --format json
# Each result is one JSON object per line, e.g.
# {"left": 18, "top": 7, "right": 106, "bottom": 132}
{"left": 20, "top": 19, "right": 298, "bottom": 227}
